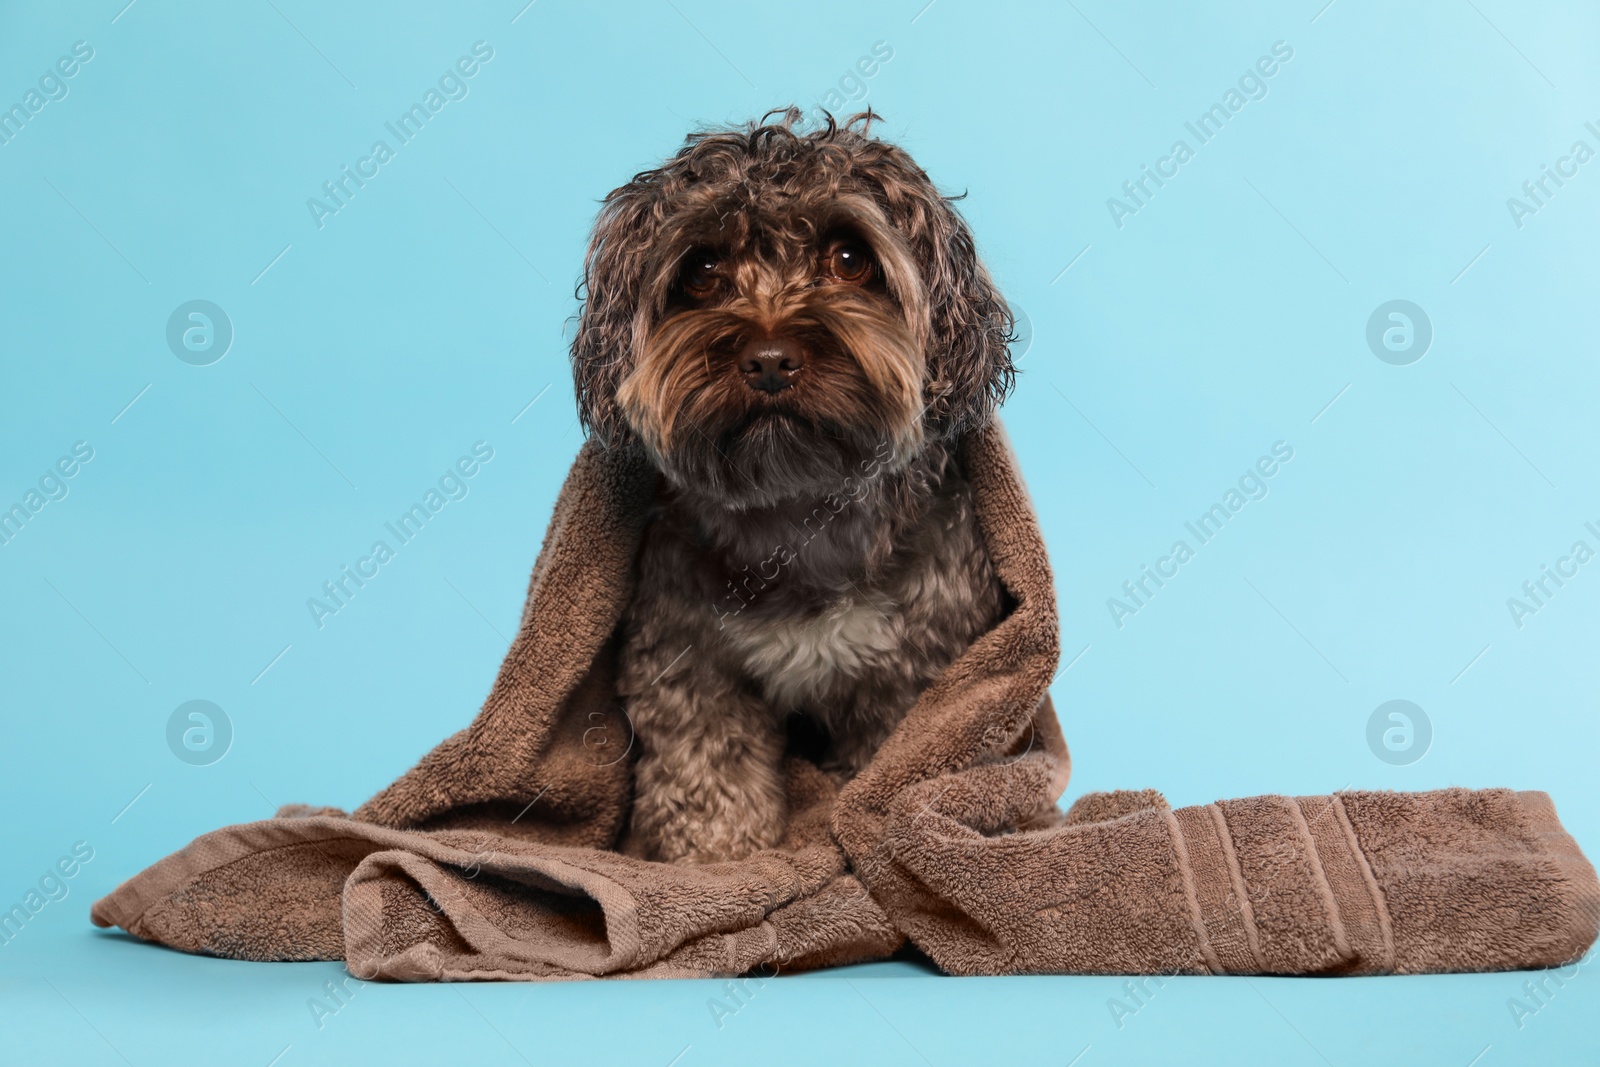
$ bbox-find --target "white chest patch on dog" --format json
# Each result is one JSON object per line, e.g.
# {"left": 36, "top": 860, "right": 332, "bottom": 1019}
{"left": 722, "top": 593, "right": 903, "bottom": 710}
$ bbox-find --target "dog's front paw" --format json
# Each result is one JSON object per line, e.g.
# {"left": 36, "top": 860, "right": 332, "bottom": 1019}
{"left": 632, "top": 760, "right": 787, "bottom": 865}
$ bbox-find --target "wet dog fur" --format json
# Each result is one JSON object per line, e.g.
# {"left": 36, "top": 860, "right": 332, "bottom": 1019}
{"left": 568, "top": 108, "right": 1017, "bottom": 863}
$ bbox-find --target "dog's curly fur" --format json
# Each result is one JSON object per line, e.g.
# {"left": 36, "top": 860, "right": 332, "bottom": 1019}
{"left": 569, "top": 108, "right": 1018, "bottom": 863}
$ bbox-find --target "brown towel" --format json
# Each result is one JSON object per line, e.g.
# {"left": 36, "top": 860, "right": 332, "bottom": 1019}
{"left": 91, "top": 424, "right": 1600, "bottom": 979}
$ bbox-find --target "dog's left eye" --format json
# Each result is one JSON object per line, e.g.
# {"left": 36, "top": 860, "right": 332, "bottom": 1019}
{"left": 824, "top": 241, "right": 875, "bottom": 284}
{"left": 680, "top": 251, "right": 725, "bottom": 299}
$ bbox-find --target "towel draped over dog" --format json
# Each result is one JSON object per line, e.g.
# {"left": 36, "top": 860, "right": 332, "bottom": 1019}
{"left": 91, "top": 425, "right": 1600, "bottom": 979}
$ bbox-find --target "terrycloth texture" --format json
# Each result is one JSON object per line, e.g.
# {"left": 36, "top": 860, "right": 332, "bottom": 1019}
{"left": 91, "top": 424, "right": 1600, "bottom": 979}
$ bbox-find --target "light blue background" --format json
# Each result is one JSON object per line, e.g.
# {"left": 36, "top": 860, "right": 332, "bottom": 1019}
{"left": 2, "top": 0, "right": 1596, "bottom": 1064}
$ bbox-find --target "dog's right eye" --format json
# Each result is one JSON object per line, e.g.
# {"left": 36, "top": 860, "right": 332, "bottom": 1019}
{"left": 680, "top": 252, "right": 725, "bottom": 299}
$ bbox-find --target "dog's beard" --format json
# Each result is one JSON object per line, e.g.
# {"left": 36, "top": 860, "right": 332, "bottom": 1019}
{"left": 618, "top": 290, "right": 924, "bottom": 511}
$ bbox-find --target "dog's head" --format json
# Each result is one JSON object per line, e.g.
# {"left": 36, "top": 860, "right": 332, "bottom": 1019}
{"left": 570, "top": 108, "right": 1014, "bottom": 508}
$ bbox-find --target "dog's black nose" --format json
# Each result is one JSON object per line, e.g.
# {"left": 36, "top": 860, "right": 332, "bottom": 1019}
{"left": 738, "top": 337, "right": 805, "bottom": 393}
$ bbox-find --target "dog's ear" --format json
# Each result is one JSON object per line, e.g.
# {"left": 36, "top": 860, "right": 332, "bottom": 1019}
{"left": 570, "top": 182, "right": 658, "bottom": 447}
{"left": 858, "top": 140, "right": 1016, "bottom": 437}
{"left": 925, "top": 201, "right": 1015, "bottom": 435}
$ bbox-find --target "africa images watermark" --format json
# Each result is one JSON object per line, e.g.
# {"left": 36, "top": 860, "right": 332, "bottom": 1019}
{"left": 1505, "top": 944, "right": 1592, "bottom": 1030}
{"left": 1107, "top": 969, "right": 1184, "bottom": 1030}
{"left": 707, "top": 963, "right": 780, "bottom": 1030}
{"left": 166, "top": 699, "right": 234, "bottom": 767}
{"left": 1367, "top": 699, "right": 1431, "bottom": 766}
{"left": 0, "top": 440, "right": 95, "bottom": 549}
{"left": 0, "top": 40, "right": 95, "bottom": 148}
{"left": 1504, "top": 518, "right": 1600, "bottom": 630}
{"left": 1505, "top": 119, "right": 1600, "bottom": 230}
{"left": 711, "top": 439, "right": 896, "bottom": 628}
{"left": 305, "top": 41, "right": 495, "bottom": 230}
{"left": 810, "top": 40, "right": 894, "bottom": 121}
{"left": 1106, "top": 40, "right": 1295, "bottom": 229}
{"left": 1106, "top": 441, "right": 1295, "bottom": 629}
{"left": 0, "top": 841, "right": 95, "bottom": 949}
{"left": 306, "top": 441, "right": 495, "bottom": 629}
